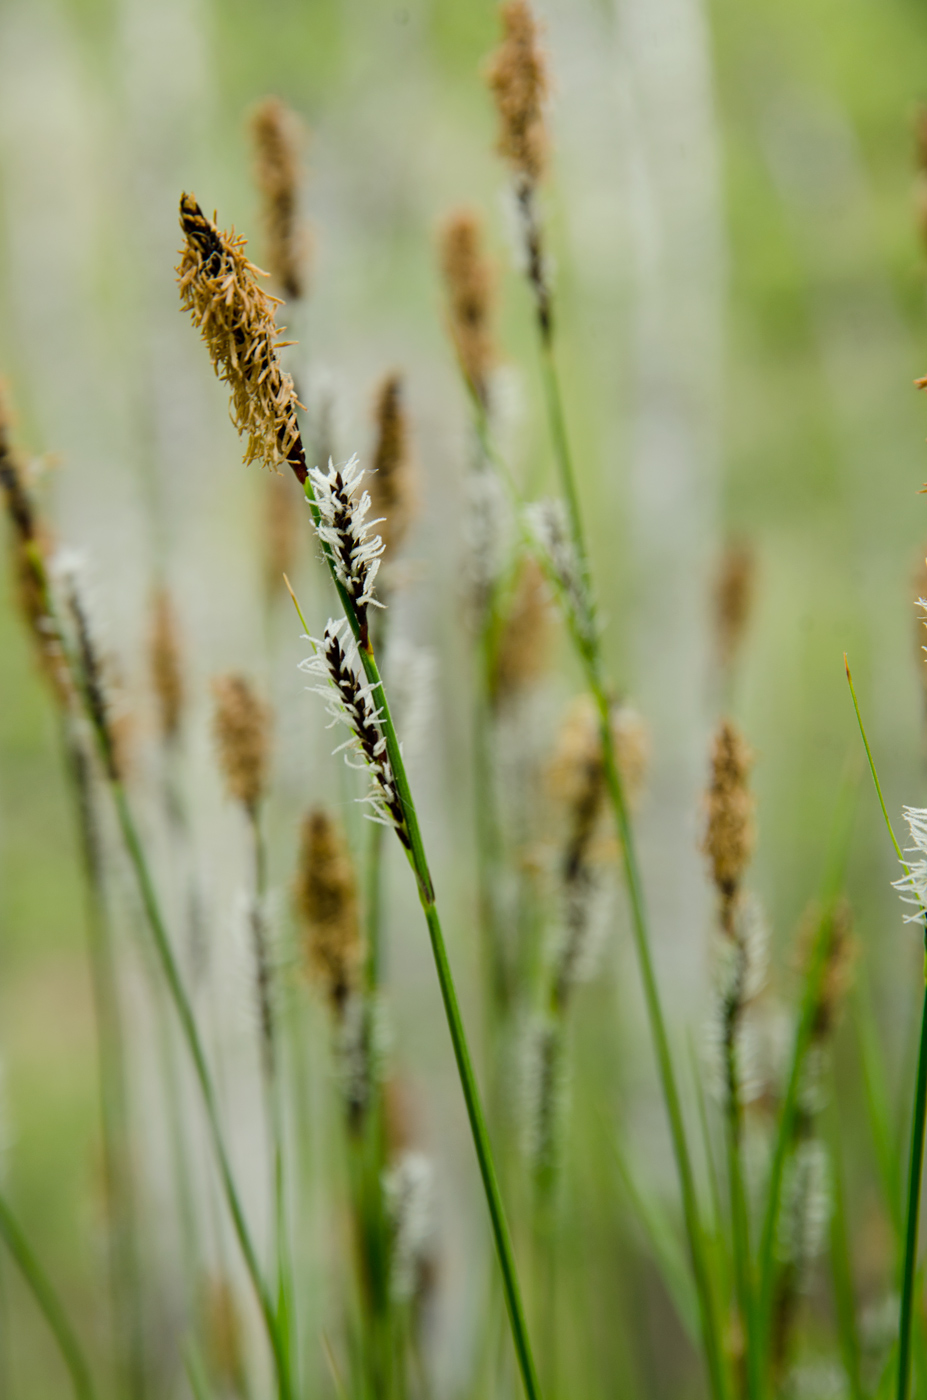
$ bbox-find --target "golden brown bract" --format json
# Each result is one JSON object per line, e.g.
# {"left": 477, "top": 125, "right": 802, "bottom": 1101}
{"left": 491, "top": 556, "right": 552, "bottom": 705}
{"left": 486, "top": 0, "right": 549, "bottom": 186}
{"left": 211, "top": 673, "right": 271, "bottom": 812}
{"left": 250, "top": 96, "right": 308, "bottom": 301}
{"left": 702, "top": 718, "right": 754, "bottom": 911}
{"left": 439, "top": 209, "right": 495, "bottom": 406}
{"left": 369, "top": 372, "right": 411, "bottom": 562}
{"left": 149, "top": 588, "right": 184, "bottom": 742}
{"left": 176, "top": 194, "right": 305, "bottom": 479}
{"left": 295, "top": 808, "right": 362, "bottom": 1014}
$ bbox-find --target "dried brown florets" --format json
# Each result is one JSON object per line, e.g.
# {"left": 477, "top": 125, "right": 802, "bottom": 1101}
{"left": 0, "top": 393, "right": 71, "bottom": 706}
{"left": 250, "top": 96, "right": 309, "bottom": 300}
{"left": 295, "top": 808, "right": 361, "bottom": 1013}
{"left": 491, "top": 555, "right": 552, "bottom": 704}
{"left": 211, "top": 673, "right": 271, "bottom": 811}
{"left": 702, "top": 719, "right": 754, "bottom": 914}
{"left": 485, "top": 0, "right": 549, "bottom": 186}
{"left": 369, "top": 372, "right": 412, "bottom": 561}
{"left": 715, "top": 539, "right": 755, "bottom": 677}
{"left": 149, "top": 588, "right": 184, "bottom": 741}
{"left": 549, "top": 693, "right": 648, "bottom": 820}
{"left": 439, "top": 209, "right": 495, "bottom": 405}
{"left": 177, "top": 193, "right": 306, "bottom": 480}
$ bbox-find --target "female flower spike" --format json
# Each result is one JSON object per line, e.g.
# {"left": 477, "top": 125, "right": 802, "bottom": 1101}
{"left": 300, "top": 618, "right": 407, "bottom": 844}
{"left": 893, "top": 806, "right": 927, "bottom": 922}
{"left": 308, "top": 454, "right": 385, "bottom": 641}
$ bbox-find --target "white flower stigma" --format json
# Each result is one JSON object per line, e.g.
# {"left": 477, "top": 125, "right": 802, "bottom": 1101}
{"left": 892, "top": 806, "right": 927, "bottom": 923}
{"left": 299, "top": 618, "right": 408, "bottom": 844}
{"left": 525, "top": 497, "right": 595, "bottom": 645}
{"left": 308, "top": 453, "right": 385, "bottom": 635}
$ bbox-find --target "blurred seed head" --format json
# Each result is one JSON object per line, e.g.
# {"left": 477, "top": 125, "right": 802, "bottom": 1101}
{"left": 177, "top": 194, "right": 305, "bottom": 478}
{"left": 369, "top": 372, "right": 412, "bottom": 563}
{"left": 201, "top": 1275, "right": 246, "bottom": 1391}
{"left": 486, "top": 0, "right": 549, "bottom": 187}
{"left": 149, "top": 588, "right": 184, "bottom": 742}
{"left": 440, "top": 208, "right": 495, "bottom": 406}
{"left": 295, "top": 808, "right": 362, "bottom": 1014}
{"left": 250, "top": 96, "right": 309, "bottom": 301}
{"left": 714, "top": 538, "right": 755, "bottom": 679}
{"left": 550, "top": 693, "right": 648, "bottom": 819}
{"left": 702, "top": 718, "right": 754, "bottom": 914}
{"left": 491, "top": 555, "right": 553, "bottom": 705}
{"left": 795, "top": 897, "right": 856, "bottom": 1045}
{"left": 212, "top": 673, "right": 271, "bottom": 812}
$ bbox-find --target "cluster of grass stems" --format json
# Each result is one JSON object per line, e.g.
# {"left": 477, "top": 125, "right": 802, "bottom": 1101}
{"left": 2, "top": 9, "right": 927, "bottom": 1400}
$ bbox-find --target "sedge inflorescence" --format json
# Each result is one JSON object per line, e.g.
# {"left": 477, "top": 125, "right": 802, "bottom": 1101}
{"left": 176, "top": 194, "right": 306, "bottom": 480}
{"left": 893, "top": 806, "right": 927, "bottom": 921}
{"left": 308, "top": 453, "right": 385, "bottom": 639}
{"left": 250, "top": 96, "right": 307, "bottom": 302}
{"left": 300, "top": 618, "right": 407, "bottom": 845}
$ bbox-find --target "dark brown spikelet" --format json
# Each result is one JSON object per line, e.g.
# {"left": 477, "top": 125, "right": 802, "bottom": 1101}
{"left": 149, "top": 588, "right": 184, "bottom": 741}
{"left": 369, "top": 372, "right": 411, "bottom": 561}
{"left": 486, "top": 0, "right": 549, "bottom": 186}
{"left": 250, "top": 96, "right": 308, "bottom": 300}
{"left": 440, "top": 209, "right": 495, "bottom": 406}
{"left": 491, "top": 556, "right": 552, "bottom": 704}
{"left": 702, "top": 719, "right": 754, "bottom": 930}
{"left": 714, "top": 538, "right": 755, "bottom": 678}
{"left": 0, "top": 389, "right": 70, "bottom": 705}
{"left": 176, "top": 193, "right": 307, "bottom": 480}
{"left": 211, "top": 673, "right": 271, "bottom": 812}
{"left": 295, "top": 808, "right": 361, "bottom": 1014}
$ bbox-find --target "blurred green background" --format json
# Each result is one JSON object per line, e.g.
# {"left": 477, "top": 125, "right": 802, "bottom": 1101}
{"left": 3, "top": 0, "right": 927, "bottom": 1394}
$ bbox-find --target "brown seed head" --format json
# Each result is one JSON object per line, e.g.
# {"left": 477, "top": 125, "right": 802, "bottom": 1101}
{"left": 250, "top": 96, "right": 309, "bottom": 300}
{"left": 211, "top": 673, "right": 271, "bottom": 811}
{"left": 550, "top": 694, "right": 648, "bottom": 827}
{"left": 149, "top": 588, "right": 184, "bottom": 741}
{"left": 796, "top": 898, "right": 856, "bottom": 1043}
{"left": 715, "top": 539, "right": 755, "bottom": 676}
{"left": 369, "top": 372, "right": 412, "bottom": 561}
{"left": 486, "top": 0, "right": 549, "bottom": 186}
{"left": 702, "top": 718, "right": 754, "bottom": 907}
{"left": 295, "top": 808, "right": 362, "bottom": 1014}
{"left": 439, "top": 208, "right": 495, "bottom": 405}
{"left": 177, "top": 193, "right": 306, "bottom": 479}
{"left": 201, "top": 1276, "right": 245, "bottom": 1390}
{"left": 491, "top": 555, "right": 552, "bottom": 704}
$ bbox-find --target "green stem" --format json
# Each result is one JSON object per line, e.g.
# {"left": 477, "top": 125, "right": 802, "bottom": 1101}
{"left": 110, "top": 783, "right": 292, "bottom": 1400}
{"left": 897, "top": 977, "right": 927, "bottom": 1400}
{"left": 0, "top": 1188, "right": 97, "bottom": 1400}
{"left": 723, "top": 1051, "right": 756, "bottom": 1400}
{"left": 292, "top": 499, "right": 543, "bottom": 1400}
{"left": 826, "top": 1091, "right": 865, "bottom": 1400}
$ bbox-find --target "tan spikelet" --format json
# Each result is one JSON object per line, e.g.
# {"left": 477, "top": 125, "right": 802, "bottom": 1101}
{"left": 149, "top": 588, "right": 184, "bottom": 741}
{"left": 714, "top": 539, "right": 755, "bottom": 677}
{"left": 201, "top": 1276, "right": 245, "bottom": 1390}
{"left": 550, "top": 694, "right": 648, "bottom": 819}
{"left": 295, "top": 808, "right": 361, "bottom": 1013}
{"left": 177, "top": 193, "right": 306, "bottom": 477}
{"left": 795, "top": 899, "right": 856, "bottom": 1043}
{"left": 491, "top": 556, "right": 552, "bottom": 704}
{"left": 702, "top": 719, "right": 754, "bottom": 926}
{"left": 439, "top": 209, "right": 495, "bottom": 405}
{"left": 485, "top": 0, "right": 549, "bottom": 186}
{"left": 369, "top": 372, "right": 412, "bottom": 561}
{"left": 211, "top": 674, "right": 271, "bottom": 811}
{"left": 250, "top": 96, "right": 309, "bottom": 300}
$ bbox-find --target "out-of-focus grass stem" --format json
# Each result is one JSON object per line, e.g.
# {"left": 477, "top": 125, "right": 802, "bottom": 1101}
{"left": 826, "top": 1092, "right": 865, "bottom": 1400}
{"left": 845, "top": 656, "right": 927, "bottom": 1400}
{"left": 0, "top": 1188, "right": 98, "bottom": 1400}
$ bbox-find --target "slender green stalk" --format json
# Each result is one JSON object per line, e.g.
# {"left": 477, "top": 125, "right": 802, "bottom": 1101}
{"left": 845, "top": 658, "right": 927, "bottom": 1400}
{"left": 0, "top": 1188, "right": 98, "bottom": 1400}
{"left": 289, "top": 515, "right": 544, "bottom": 1400}
{"left": 61, "top": 723, "right": 146, "bottom": 1400}
{"left": 460, "top": 246, "right": 728, "bottom": 1400}
{"left": 110, "top": 782, "right": 292, "bottom": 1400}
{"left": 723, "top": 1068, "right": 757, "bottom": 1400}
{"left": 898, "top": 983, "right": 927, "bottom": 1400}
{"left": 826, "top": 1093, "right": 865, "bottom": 1400}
